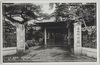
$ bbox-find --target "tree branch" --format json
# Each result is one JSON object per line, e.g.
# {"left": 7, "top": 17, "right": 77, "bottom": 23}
{"left": 4, "top": 14, "right": 23, "bottom": 24}
{"left": 82, "top": 18, "right": 87, "bottom": 27}
{"left": 21, "top": 11, "right": 26, "bottom": 20}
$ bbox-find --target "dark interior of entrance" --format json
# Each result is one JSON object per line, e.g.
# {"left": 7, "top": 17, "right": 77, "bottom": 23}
{"left": 47, "top": 28, "right": 68, "bottom": 46}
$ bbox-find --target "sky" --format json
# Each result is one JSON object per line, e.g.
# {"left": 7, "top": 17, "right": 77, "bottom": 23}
{"left": 35, "top": 3, "right": 56, "bottom": 15}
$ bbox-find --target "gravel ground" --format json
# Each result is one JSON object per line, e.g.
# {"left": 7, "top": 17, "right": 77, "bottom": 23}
{"left": 3, "top": 46, "right": 97, "bottom": 62}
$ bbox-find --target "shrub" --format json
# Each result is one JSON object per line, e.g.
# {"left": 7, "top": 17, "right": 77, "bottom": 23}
{"left": 26, "top": 38, "right": 39, "bottom": 47}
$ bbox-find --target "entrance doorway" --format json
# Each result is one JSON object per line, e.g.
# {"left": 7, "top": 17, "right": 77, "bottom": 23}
{"left": 55, "top": 33, "right": 64, "bottom": 45}
{"left": 47, "top": 28, "right": 68, "bottom": 46}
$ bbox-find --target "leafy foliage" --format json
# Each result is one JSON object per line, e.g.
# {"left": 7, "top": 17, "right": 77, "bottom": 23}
{"left": 3, "top": 21, "right": 17, "bottom": 47}
{"left": 25, "top": 25, "right": 44, "bottom": 46}
{"left": 82, "top": 26, "right": 97, "bottom": 48}
{"left": 54, "top": 3, "right": 96, "bottom": 26}
{"left": 2, "top": 3, "right": 41, "bottom": 24}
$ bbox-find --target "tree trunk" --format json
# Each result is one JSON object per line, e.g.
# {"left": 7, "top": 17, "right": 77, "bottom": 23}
{"left": 16, "top": 24, "right": 26, "bottom": 54}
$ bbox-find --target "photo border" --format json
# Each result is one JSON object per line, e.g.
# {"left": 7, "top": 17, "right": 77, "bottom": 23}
{"left": 0, "top": 0, "right": 99, "bottom": 64}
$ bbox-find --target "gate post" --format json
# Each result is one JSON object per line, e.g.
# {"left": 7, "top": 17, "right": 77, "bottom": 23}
{"left": 74, "top": 22, "right": 82, "bottom": 55}
{"left": 16, "top": 24, "right": 25, "bottom": 54}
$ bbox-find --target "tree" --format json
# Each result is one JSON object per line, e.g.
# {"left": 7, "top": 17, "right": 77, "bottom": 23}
{"left": 54, "top": 3, "right": 96, "bottom": 27}
{"left": 2, "top": 3, "right": 42, "bottom": 53}
{"left": 2, "top": 3, "right": 41, "bottom": 24}
{"left": 53, "top": 3, "right": 96, "bottom": 52}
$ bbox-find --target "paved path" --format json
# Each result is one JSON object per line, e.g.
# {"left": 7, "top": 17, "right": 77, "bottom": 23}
{"left": 21, "top": 46, "right": 96, "bottom": 62}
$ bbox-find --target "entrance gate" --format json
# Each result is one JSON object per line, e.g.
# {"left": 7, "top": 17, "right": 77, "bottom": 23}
{"left": 35, "top": 21, "right": 82, "bottom": 55}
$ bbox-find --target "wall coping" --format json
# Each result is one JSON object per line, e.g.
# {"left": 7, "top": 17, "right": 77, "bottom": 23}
{"left": 3, "top": 47, "right": 17, "bottom": 51}
{"left": 82, "top": 47, "right": 97, "bottom": 52}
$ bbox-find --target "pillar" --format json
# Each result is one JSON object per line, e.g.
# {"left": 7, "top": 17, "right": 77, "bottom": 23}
{"left": 16, "top": 24, "right": 25, "bottom": 54}
{"left": 68, "top": 27, "right": 71, "bottom": 45}
{"left": 44, "top": 28, "right": 47, "bottom": 48}
{"left": 74, "top": 22, "right": 82, "bottom": 55}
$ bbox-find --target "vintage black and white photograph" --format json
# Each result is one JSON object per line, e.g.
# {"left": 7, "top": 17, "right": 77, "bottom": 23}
{"left": 2, "top": 2, "right": 97, "bottom": 63}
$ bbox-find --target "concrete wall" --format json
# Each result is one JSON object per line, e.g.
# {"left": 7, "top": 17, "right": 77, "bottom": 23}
{"left": 3, "top": 47, "right": 17, "bottom": 56}
{"left": 81, "top": 47, "right": 97, "bottom": 58}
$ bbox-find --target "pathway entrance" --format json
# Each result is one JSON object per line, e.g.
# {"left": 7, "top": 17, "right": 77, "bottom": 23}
{"left": 23, "top": 46, "right": 96, "bottom": 62}
{"left": 3, "top": 46, "right": 96, "bottom": 62}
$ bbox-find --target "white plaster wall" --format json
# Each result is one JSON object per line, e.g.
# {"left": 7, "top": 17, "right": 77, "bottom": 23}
{"left": 3, "top": 47, "right": 17, "bottom": 56}
{"left": 82, "top": 47, "right": 97, "bottom": 58}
